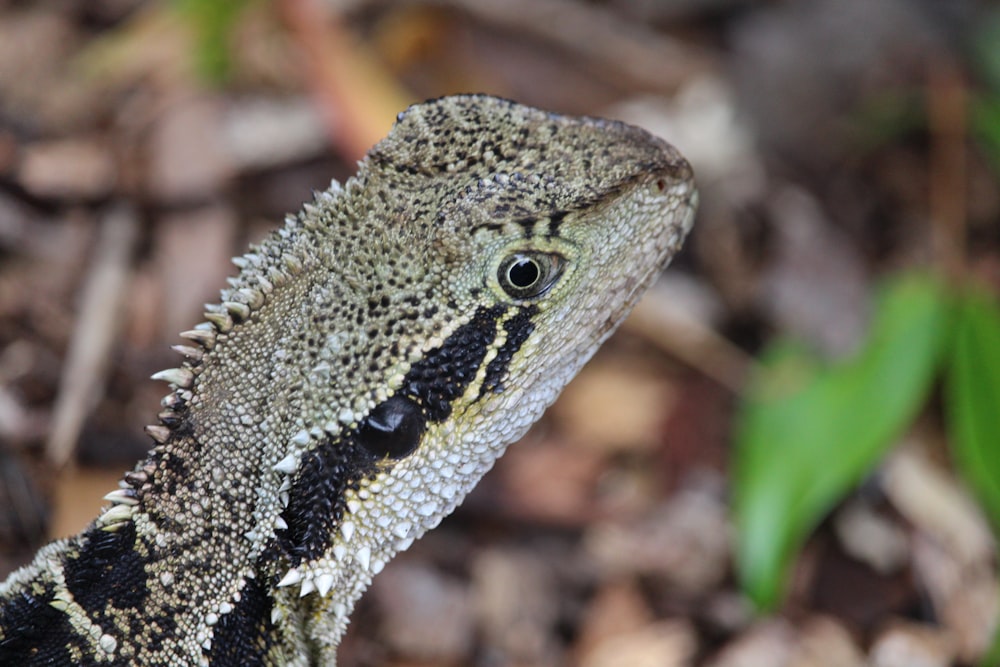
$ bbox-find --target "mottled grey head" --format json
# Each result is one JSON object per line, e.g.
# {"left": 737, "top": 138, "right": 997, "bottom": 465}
{"left": 309, "top": 95, "right": 696, "bottom": 400}
{"left": 344, "top": 94, "right": 696, "bottom": 409}
{"left": 241, "top": 94, "right": 698, "bottom": 633}
{"left": 136, "top": 95, "right": 696, "bottom": 656}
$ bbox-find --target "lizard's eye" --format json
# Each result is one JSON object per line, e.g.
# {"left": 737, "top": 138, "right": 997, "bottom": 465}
{"left": 497, "top": 252, "right": 565, "bottom": 299}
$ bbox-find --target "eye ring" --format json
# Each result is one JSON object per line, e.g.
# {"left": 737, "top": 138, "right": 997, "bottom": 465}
{"left": 497, "top": 252, "right": 565, "bottom": 299}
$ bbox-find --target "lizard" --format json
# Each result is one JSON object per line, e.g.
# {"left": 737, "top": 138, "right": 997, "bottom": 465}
{"left": 0, "top": 94, "right": 697, "bottom": 665}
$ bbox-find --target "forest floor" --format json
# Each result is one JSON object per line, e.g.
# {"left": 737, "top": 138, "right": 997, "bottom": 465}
{"left": 1, "top": 1, "right": 998, "bottom": 665}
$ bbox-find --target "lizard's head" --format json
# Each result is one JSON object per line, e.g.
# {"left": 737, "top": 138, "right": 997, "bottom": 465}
{"left": 359, "top": 94, "right": 697, "bottom": 429}
{"left": 263, "top": 95, "right": 697, "bottom": 627}
{"left": 174, "top": 95, "right": 695, "bottom": 644}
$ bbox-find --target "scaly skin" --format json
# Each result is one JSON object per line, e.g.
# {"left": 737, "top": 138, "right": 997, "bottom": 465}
{"left": 0, "top": 95, "right": 697, "bottom": 665}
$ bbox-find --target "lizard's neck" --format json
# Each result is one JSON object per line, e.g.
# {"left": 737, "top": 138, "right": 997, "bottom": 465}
{"left": 127, "top": 232, "right": 361, "bottom": 661}
{"left": 124, "top": 213, "right": 528, "bottom": 661}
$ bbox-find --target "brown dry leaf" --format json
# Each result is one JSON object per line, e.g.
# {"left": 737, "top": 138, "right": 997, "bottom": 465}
{"left": 153, "top": 205, "right": 238, "bottom": 339}
{"left": 791, "top": 616, "right": 865, "bottom": 667}
{"left": 574, "top": 578, "right": 654, "bottom": 659}
{"left": 0, "top": 9, "right": 106, "bottom": 130}
{"left": 221, "top": 96, "right": 327, "bottom": 172}
{"left": 869, "top": 621, "right": 957, "bottom": 667}
{"left": 371, "top": 560, "right": 474, "bottom": 662}
{"left": 549, "top": 355, "right": 676, "bottom": 454}
{"left": 705, "top": 620, "right": 796, "bottom": 667}
{"left": 471, "top": 548, "right": 560, "bottom": 665}
{"left": 584, "top": 478, "right": 730, "bottom": 593}
{"left": 75, "top": 3, "right": 198, "bottom": 91}
{"left": 623, "top": 275, "right": 751, "bottom": 393}
{"left": 833, "top": 498, "right": 910, "bottom": 575}
{"left": 883, "top": 439, "right": 995, "bottom": 563}
{"left": 19, "top": 137, "right": 117, "bottom": 200}
{"left": 580, "top": 619, "right": 697, "bottom": 667}
{"left": 912, "top": 536, "right": 1000, "bottom": 662}
{"left": 756, "top": 185, "right": 869, "bottom": 358}
{"left": 494, "top": 435, "right": 607, "bottom": 524}
{"left": 147, "top": 94, "right": 234, "bottom": 202}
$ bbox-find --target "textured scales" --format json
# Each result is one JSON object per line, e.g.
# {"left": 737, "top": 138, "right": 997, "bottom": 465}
{"left": 0, "top": 95, "right": 697, "bottom": 665}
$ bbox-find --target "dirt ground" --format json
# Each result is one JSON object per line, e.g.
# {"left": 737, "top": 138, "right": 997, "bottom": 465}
{"left": 1, "top": 1, "right": 998, "bottom": 665}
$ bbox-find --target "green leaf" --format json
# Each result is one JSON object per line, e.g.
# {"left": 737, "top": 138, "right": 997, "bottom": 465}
{"left": 946, "top": 288, "right": 1000, "bottom": 535}
{"left": 971, "top": 7, "right": 1000, "bottom": 95}
{"left": 971, "top": 96, "right": 1000, "bottom": 176}
{"left": 172, "top": 0, "right": 255, "bottom": 84}
{"left": 734, "top": 274, "right": 950, "bottom": 610}
{"left": 948, "top": 289, "right": 1000, "bottom": 667}
{"left": 982, "top": 632, "right": 1000, "bottom": 667}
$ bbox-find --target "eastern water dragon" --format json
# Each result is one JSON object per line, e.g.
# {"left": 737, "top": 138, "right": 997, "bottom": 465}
{"left": 0, "top": 94, "right": 697, "bottom": 665}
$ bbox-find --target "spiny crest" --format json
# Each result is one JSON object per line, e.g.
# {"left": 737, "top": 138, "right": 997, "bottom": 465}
{"left": 123, "top": 180, "right": 348, "bottom": 532}
{"left": 144, "top": 180, "right": 348, "bottom": 412}
{"left": 99, "top": 459, "right": 156, "bottom": 530}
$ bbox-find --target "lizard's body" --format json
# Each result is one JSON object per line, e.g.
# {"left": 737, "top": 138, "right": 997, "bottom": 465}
{"left": 0, "top": 95, "right": 696, "bottom": 665}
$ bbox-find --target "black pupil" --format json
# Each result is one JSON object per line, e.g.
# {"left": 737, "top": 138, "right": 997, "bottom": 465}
{"left": 508, "top": 259, "right": 540, "bottom": 288}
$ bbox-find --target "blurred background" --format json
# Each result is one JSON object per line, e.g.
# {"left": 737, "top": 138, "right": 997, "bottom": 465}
{"left": 1, "top": 0, "right": 999, "bottom": 665}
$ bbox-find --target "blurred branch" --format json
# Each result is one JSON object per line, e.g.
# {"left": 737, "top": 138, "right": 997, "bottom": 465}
{"left": 46, "top": 205, "right": 139, "bottom": 468}
{"left": 387, "top": 0, "right": 712, "bottom": 92}
{"left": 280, "top": 0, "right": 413, "bottom": 161}
{"left": 927, "top": 60, "right": 967, "bottom": 284}
{"left": 623, "top": 284, "right": 754, "bottom": 394}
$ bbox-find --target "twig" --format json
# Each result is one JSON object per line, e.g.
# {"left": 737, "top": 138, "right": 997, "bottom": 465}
{"left": 279, "top": 0, "right": 413, "bottom": 161}
{"left": 622, "top": 283, "right": 755, "bottom": 394}
{"left": 394, "top": 0, "right": 711, "bottom": 92}
{"left": 927, "top": 59, "right": 967, "bottom": 284}
{"left": 46, "top": 205, "right": 139, "bottom": 468}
